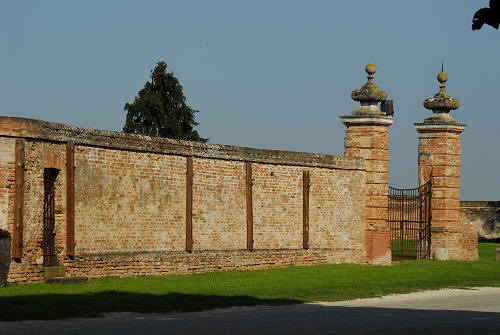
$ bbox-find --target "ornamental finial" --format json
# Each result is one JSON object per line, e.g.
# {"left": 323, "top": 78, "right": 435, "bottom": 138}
{"left": 351, "top": 63, "right": 387, "bottom": 116}
{"left": 422, "top": 67, "right": 460, "bottom": 124}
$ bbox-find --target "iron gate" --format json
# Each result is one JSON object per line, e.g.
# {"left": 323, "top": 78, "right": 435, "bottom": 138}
{"left": 43, "top": 168, "right": 59, "bottom": 266}
{"left": 388, "top": 179, "right": 431, "bottom": 260}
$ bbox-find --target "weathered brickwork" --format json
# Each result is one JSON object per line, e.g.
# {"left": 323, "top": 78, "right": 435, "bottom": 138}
{"left": 0, "top": 117, "right": 370, "bottom": 283}
{"left": 309, "top": 167, "right": 365, "bottom": 252}
{"left": 74, "top": 146, "right": 187, "bottom": 254}
{"left": 342, "top": 119, "right": 393, "bottom": 265}
{"left": 192, "top": 158, "right": 245, "bottom": 250}
{"left": 252, "top": 164, "right": 303, "bottom": 250}
{"left": 414, "top": 68, "right": 478, "bottom": 261}
{"left": 64, "top": 248, "right": 367, "bottom": 280}
{"left": 416, "top": 126, "right": 476, "bottom": 260}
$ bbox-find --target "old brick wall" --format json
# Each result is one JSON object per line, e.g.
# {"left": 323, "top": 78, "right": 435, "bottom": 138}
{"left": 309, "top": 167, "right": 365, "bottom": 252}
{"left": 252, "top": 164, "right": 303, "bottom": 249}
{"left": 74, "top": 146, "right": 186, "bottom": 254}
{"left": 0, "top": 117, "right": 369, "bottom": 283}
{"left": 192, "top": 158, "right": 245, "bottom": 250}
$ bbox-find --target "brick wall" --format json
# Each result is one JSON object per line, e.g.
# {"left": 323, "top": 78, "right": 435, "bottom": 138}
{"left": 252, "top": 164, "right": 303, "bottom": 249}
{"left": 74, "top": 147, "right": 186, "bottom": 253}
{"left": 192, "top": 158, "right": 245, "bottom": 250}
{"left": 0, "top": 117, "right": 369, "bottom": 283}
{"left": 309, "top": 167, "right": 365, "bottom": 251}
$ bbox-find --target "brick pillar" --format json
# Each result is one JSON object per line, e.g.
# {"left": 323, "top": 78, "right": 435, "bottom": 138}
{"left": 415, "top": 71, "right": 476, "bottom": 260}
{"left": 341, "top": 64, "right": 394, "bottom": 265}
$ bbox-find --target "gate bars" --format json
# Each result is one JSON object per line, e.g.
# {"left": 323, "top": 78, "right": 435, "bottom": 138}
{"left": 388, "top": 179, "right": 432, "bottom": 260}
{"left": 42, "top": 168, "right": 59, "bottom": 266}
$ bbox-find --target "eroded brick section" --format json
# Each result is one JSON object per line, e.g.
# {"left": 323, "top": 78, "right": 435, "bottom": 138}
{"left": 192, "top": 158, "right": 246, "bottom": 250}
{"left": 252, "top": 164, "right": 303, "bottom": 249}
{"left": 74, "top": 146, "right": 186, "bottom": 254}
{"left": 309, "top": 168, "right": 365, "bottom": 253}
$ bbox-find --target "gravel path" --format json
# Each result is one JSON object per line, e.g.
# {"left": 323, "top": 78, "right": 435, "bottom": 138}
{"left": 1, "top": 287, "right": 499, "bottom": 334}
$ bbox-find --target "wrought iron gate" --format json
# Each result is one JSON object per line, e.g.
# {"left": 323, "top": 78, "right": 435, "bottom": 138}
{"left": 388, "top": 179, "right": 432, "bottom": 260}
{"left": 43, "top": 168, "right": 59, "bottom": 266}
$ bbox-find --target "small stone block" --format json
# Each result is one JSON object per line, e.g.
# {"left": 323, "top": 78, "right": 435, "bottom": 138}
{"left": 44, "top": 266, "right": 66, "bottom": 279}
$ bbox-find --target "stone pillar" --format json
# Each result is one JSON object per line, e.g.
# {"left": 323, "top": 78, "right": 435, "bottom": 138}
{"left": 341, "top": 64, "right": 394, "bottom": 265}
{"left": 415, "top": 71, "right": 476, "bottom": 260}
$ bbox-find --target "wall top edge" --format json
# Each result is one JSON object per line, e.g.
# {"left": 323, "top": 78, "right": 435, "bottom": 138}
{"left": 460, "top": 201, "right": 500, "bottom": 208}
{"left": 0, "top": 116, "right": 364, "bottom": 170}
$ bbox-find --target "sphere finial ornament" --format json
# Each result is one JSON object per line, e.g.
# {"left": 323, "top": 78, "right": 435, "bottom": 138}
{"left": 437, "top": 72, "right": 448, "bottom": 83}
{"left": 365, "top": 63, "right": 377, "bottom": 75}
{"left": 350, "top": 63, "right": 387, "bottom": 116}
{"left": 422, "top": 70, "right": 459, "bottom": 124}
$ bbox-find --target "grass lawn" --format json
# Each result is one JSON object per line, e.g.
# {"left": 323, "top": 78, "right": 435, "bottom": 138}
{"left": 0, "top": 243, "right": 499, "bottom": 321}
{"left": 391, "top": 238, "right": 418, "bottom": 259}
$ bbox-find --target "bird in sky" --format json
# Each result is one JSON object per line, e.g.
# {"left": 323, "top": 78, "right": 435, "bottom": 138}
{"left": 472, "top": 0, "right": 500, "bottom": 30}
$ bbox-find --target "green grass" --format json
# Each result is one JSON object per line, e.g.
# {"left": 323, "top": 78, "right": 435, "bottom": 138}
{"left": 1, "top": 243, "right": 499, "bottom": 321}
{"left": 391, "top": 238, "right": 418, "bottom": 258}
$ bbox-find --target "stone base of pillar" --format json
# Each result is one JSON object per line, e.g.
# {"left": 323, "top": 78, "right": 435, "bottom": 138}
{"left": 365, "top": 227, "right": 391, "bottom": 265}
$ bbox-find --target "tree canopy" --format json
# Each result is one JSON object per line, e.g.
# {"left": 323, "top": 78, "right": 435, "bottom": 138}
{"left": 472, "top": 0, "right": 500, "bottom": 30}
{"left": 123, "top": 61, "right": 208, "bottom": 142}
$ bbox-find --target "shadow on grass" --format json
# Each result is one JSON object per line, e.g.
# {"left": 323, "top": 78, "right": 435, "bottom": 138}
{"left": 0, "top": 291, "right": 301, "bottom": 321}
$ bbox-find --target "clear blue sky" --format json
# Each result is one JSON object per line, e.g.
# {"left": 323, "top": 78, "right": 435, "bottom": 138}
{"left": 1, "top": 1, "right": 499, "bottom": 200}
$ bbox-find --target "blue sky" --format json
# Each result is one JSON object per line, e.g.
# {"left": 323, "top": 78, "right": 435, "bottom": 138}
{"left": 1, "top": 1, "right": 499, "bottom": 200}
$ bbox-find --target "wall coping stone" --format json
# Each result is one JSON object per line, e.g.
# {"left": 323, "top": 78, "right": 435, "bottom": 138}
{"left": 0, "top": 116, "right": 364, "bottom": 170}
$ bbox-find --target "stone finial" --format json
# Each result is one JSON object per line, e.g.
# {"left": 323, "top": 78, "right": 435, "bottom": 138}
{"left": 422, "top": 71, "right": 460, "bottom": 124}
{"left": 351, "top": 63, "right": 387, "bottom": 116}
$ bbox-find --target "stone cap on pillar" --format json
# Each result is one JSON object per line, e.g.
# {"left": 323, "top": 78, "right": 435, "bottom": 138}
{"left": 416, "top": 70, "right": 466, "bottom": 129}
{"left": 340, "top": 63, "right": 394, "bottom": 127}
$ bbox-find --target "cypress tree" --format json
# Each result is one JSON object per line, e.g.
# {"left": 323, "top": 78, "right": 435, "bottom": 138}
{"left": 123, "top": 61, "right": 208, "bottom": 142}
